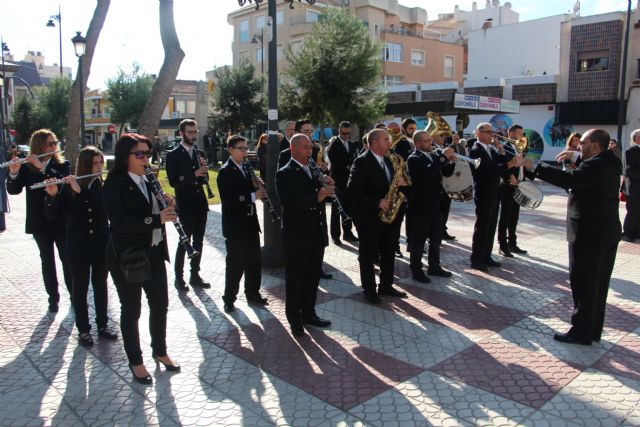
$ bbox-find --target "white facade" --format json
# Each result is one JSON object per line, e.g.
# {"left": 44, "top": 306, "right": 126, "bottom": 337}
{"left": 434, "top": 1, "right": 520, "bottom": 44}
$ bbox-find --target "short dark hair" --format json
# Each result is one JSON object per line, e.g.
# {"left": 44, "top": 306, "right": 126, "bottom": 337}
{"left": 295, "top": 119, "right": 311, "bottom": 132}
{"left": 179, "top": 119, "right": 197, "bottom": 133}
{"left": 339, "top": 121, "right": 351, "bottom": 130}
{"left": 226, "top": 134, "right": 247, "bottom": 148}
{"left": 109, "top": 133, "right": 151, "bottom": 178}
{"left": 374, "top": 122, "right": 386, "bottom": 129}
{"left": 508, "top": 124, "right": 523, "bottom": 133}
{"left": 588, "top": 129, "right": 611, "bottom": 151}
{"left": 401, "top": 118, "right": 416, "bottom": 130}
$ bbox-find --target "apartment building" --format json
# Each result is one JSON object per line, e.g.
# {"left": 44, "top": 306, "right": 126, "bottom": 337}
{"left": 227, "top": 0, "right": 463, "bottom": 87}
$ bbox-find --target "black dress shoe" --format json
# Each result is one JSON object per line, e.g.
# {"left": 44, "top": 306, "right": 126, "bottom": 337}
{"left": 97, "top": 326, "right": 118, "bottom": 341}
{"left": 442, "top": 232, "right": 456, "bottom": 241}
{"left": 190, "top": 274, "right": 211, "bottom": 289}
{"left": 129, "top": 364, "right": 153, "bottom": 385}
{"left": 246, "top": 293, "right": 268, "bottom": 305}
{"left": 332, "top": 238, "right": 343, "bottom": 246}
{"left": 471, "top": 262, "right": 489, "bottom": 272}
{"left": 378, "top": 286, "right": 408, "bottom": 298}
{"left": 291, "top": 325, "right": 306, "bottom": 337}
{"left": 343, "top": 233, "right": 359, "bottom": 242}
{"left": 223, "top": 301, "right": 235, "bottom": 313}
{"left": 364, "top": 291, "right": 382, "bottom": 304}
{"left": 304, "top": 316, "right": 332, "bottom": 327}
{"left": 553, "top": 332, "right": 591, "bottom": 346}
{"left": 427, "top": 267, "right": 453, "bottom": 278}
{"left": 78, "top": 332, "right": 94, "bottom": 347}
{"left": 499, "top": 246, "right": 514, "bottom": 258}
{"left": 411, "top": 271, "right": 431, "bottom": 284}
{"left": 319, "top": 271, "right": 333, "bottom": 279}
{"left": 153, "top": 354, "right": 181, "bottom": 372}
{"left": 48, "top": 302, "right": 59, "bottom": 313}
{"left": 509, "top": 245, "right": 528, "bottom": 254}
{"left": 174, "top": 277, "right": 189, "bottom": 292}
{"left": 484, "top": 258, "right": 501, "bottom": 267}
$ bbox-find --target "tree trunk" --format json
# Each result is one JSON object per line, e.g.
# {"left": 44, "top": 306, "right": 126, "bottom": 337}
{"left": 65, "top": 0, "right": 110, "bottom": 166}
{"left": 137, "top": 0, "right": 185, "bottom": 138}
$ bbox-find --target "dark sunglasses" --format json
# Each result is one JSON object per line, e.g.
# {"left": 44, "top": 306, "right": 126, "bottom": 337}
{"left": 130, "top": 150, "right": 152, "bottom": 159}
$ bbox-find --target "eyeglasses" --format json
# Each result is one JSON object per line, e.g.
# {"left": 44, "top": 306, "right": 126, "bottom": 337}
{"left": 45, "top": 141, "right": 59, "bottom": 147}
{"left": 232, "top": 146, "right": 249, "bottom": 151}
{"left": 130, "top": 150, "right": 152, "bottom": 159}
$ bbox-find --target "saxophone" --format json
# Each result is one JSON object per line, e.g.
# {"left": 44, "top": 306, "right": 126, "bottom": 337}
{"left": 379, "top": 129, "right": 412, "bottom": 224}
{"left": 315, "top": 142, "right": 324, "bottom": 164}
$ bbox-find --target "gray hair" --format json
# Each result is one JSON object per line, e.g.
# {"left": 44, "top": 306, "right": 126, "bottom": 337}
{"left": 476, "top": 122, "right": 493, "bottom": 132}
{"left": 631, "top": 129, "right": 640, "bottom": 144}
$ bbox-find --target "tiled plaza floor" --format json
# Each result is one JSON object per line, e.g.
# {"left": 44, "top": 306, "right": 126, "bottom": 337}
{"left": 1, "top": 182, "right": 639, "bottom": 426}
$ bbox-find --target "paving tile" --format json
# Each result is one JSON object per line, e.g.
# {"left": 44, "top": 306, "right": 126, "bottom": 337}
{"left": 593, "top": 332, "right": 640, "bottom": 382}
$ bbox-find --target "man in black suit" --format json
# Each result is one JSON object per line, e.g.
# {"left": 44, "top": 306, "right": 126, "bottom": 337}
{"left": 469, "top": 123, "right": 519, "bottom": 272}
{"left": 497, "top": 124, "right": 535, "bottom": 257}
{"left": 431, "top": 124, "right": 456, "bottom": 241}
{"left": 217, "top": 135, "right": 268, "bottom": 313}
{"left": 276, "top": 133, "right": 333, "bottom": 337}
{"left": 280, "top": 121, "right": 296, "bottom": 151}
{"left": 524, "top": 128, "right": 622, "bottom": 345}
{"left": 407, "top": 130, "right": 455, "bottom": 283}
{"left": 622, "top": 129, "right": 640, "bottom": 242}
{"left": 327, "top": 121, "right": 359, "bottom": 245}
{"left": 348, "top": 128, "right": 409, "bottom": 304}
{"left": 165, "top": 119, "right": 211, "bottom": 291}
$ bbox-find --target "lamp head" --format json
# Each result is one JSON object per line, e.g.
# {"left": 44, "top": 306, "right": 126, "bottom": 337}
{"left": 71, "top": 31, "right": 86, "bottom": 57}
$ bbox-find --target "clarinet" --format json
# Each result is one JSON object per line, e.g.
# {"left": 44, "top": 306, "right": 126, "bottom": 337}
{"left": 242, "top": 159, "right": 280, "bottom": 222}
{"left": 143, "top": 166, "right": 199, "bottom": 259}
{"left": 194, "top": 144, "right": 215, "bottom": 199}
{"left": 308, "top": 158, "right": 352, "bottom": 225}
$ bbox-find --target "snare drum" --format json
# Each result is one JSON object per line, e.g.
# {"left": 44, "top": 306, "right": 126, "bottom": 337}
{"left": 443, "top": 160, "right": 474, "bottom": 202}
{"left": 513, "top": 181, "right": 543, "bottom": 209}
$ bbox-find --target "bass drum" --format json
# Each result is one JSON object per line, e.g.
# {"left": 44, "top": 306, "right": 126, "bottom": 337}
{"left": 443, "top": 160, "right": 474, "bottom": 202}
{"left": 513, "top": 181, "right": 544, "bottom": 209}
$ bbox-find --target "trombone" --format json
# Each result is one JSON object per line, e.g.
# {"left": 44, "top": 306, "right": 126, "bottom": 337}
{"left": 433, "top": 146, "right": 481, "bottom": 169}
{"left": 491, "top": 133, "right": 528, "bottom": 156}
{"left": 0, "top": 150, "right": 65, "bottom": 168}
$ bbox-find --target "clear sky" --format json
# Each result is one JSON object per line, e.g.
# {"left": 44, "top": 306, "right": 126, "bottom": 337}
{"left": 0, "top": 0, "right": 630, "bottom": 90}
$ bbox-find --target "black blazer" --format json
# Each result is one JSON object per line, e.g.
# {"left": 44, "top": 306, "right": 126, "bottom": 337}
{"left": 625, "top": 144, "right": 640, "bottom": 182}
{"left": 327, "top": 137, "right": 358, "bottom": 188}
{"left": 44, "top": 179, "right": 108, "bottom": 254}
{"left": 6, "top": 160, "right": 71, "bottom": 234}
{"left": 216, "top": 159, "right": 260, "bottom": 239}
{"left": 280, "top": 137, "right": 290, "bottom": 152}
{"left": 407, "top": 150, "right": 454, "bottom": 215}
{"left": 102, "top": 172, "right": 169, "bottom": 261}
{"left": 535, "top": 149, "right": 622, "bottom": 244}
{"left": 347, "top": 150, "right": 393, "bottom": 228}
{"left": 392, "top": 137, "right": 412, "bottom": 161}
{"left": 469, "top": 142, "right": 510, "bottom": 203}
{"left": 275, "top": 160, "right": 328, "bottom": 250}
{"left": 165, "top": 144, "right": 209, "bottom": 216}
{"left": 500, "top": 142, "right": 535, "bottom": 184}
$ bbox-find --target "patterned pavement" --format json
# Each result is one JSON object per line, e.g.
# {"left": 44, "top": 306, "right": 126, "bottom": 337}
{"left": 1, "top": 181, "right": 639, "bottom": 426}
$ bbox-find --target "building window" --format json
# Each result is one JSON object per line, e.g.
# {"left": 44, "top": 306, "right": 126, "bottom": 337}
{"left": 374, "top": 23, "right": 380, "bottom": 39}
{"left": 410, "top": 50, "right": 425, "bottom": 66}
{"left": 383, "top": 42, "right": 403, "bottom": 63}
{"left": 239, "top": 50, "right": 249, "bottom": 62}
{"left": 175, "top": 100, "right": 186, "bottom": 114}
{"left": 239, "top": 19, "right": 249, "bottom": 43}
{"left": 256, "top": 48, "right": 263, "bottom": 63}
{"left": 306, "top": 10, "right": 320, "bottom": 23}
{"left": 444, "top": 55, "right": 455, "bottom": 78}
{"left": 577, "top": 49, "right": 609, "bottom": 72}
{"left": 255, "top": 15, "right": 265, "bottom": 30}
{"left": 383, "top": 75, "right": 403, "bottom": 87}
{"left": 277, "top": 10, "right": 284, "bottom": 26}
{"left": 187, "top": 100, "right": 196, "bottom": 115}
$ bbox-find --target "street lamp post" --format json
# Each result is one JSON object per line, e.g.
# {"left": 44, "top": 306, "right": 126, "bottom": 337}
{"left": 616, "top": 0, "right": 632, "bottom": 148}
{"left": 72, "top": 31, "right": 87, "bottom": 148}
{"left": 46, "top": 5, "right": 63, "bottom": 77}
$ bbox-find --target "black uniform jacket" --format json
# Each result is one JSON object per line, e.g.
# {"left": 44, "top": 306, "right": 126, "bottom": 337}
{"left": 7, "top": 160, "right": 71, "bottom": 234}
{"left": 102, "top": 172, "right": 169, "bottom": 261}
{"left": 347, "top": 150, "right": 394, "bottom": 228}
{"left": 165, "top": 144, "right": 209, "bottom": 216}
{"left": 392, "top": 137, "right": 412, "bottom": 161}
{"left": 275, "top": 160, "right": 328, "bottom": 251}
{"left": 469, "top": 142, "right": 510, "bottom": 203}
{"left": 407, "top": 150, "right": 455, "bottom": 215}
{"left": 327, "top": 137, "right": 357, "bottom": 187}
{"left": 625, "top": 144, "right": 640, "bottom": 182}
{"left": 217, "top": 159, "right": 260, "bottom": 239}
{"left": 535, "top": 149, "right": 622, "bottom": 245}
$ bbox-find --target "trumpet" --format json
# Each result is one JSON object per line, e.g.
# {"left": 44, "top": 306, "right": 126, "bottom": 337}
{"left": 29, "top": 172, "right": 103, "bottom": 190}
{"left": 433, "top": 146, "right": 481, "bottom": 169}
{"left": 0, "top": 150, "right": 64, "bottom": 168}
{"left": 308, "top": 158, "right": 352, "bottom": 225}
{"left": 491, "top": 133, "right": 528, "bottom": 156}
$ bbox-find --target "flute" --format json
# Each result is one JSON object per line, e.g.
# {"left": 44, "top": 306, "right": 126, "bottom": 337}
{"left": 29, "top": 172, "right": 102, "bottom": 190}
{"left": 0, "top": 150, "right": 64, "bottom": 168}
{"left": 242, "top": 159, "right": 280, "bottom": 223}
{"left": 308, "top": 158, "right": 352, "bottom": 225}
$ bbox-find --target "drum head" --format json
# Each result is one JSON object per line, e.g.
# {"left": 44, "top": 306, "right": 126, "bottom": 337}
{"left": 443, "top": 162, "right": 473, "bottom": 193}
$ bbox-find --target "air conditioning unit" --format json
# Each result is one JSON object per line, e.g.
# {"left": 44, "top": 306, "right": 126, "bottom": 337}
{"left": 171, "top": 111, "right": 182, "bottom": 119}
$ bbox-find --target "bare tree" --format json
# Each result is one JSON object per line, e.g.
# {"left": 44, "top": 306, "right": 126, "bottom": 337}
{"left": 137, "top": 0, "right": 185, "bottom": 138}
{"left": 65, "top": 0, "right": 110, "bottom": 165}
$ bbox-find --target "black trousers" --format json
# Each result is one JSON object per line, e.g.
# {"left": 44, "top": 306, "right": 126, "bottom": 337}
{"left": 330, "top": 185, "right": 353, "bottom": 239}
{"left": 174, "top": 210, "right": 207, "bottom": 277}
{"left": 497, "top": 185, "right": 521, "bottom": 247}
{"left": 409, "top": 211, "right": 443, "bottom": 273}
{"left": 68, "top": 245, "right": 109, "bottom": 333}
{"left": 33, "top": 231, "right": 72, "bottom": 305}
{"left": 623, "top": 190, "right": 639, "bottom": 238}
{"left": 568, "top": 239, "right": 619, "bottom": 341}
{"left": 471, "top": 196, "right": 500, "bottom": 263}
{"left": 441, "top": 190, "right": 452, "bottom": 233}
{"left": 284, "top": 245, "right": 323, "bottom": 328}
{"left": 356, "top": 221, "right": 396, "bottom": 293}
{"left": 223, "top": 233, "right": 261, "bottom": 303}
{"left": 108, "top": 245, "right": 169, "bottom": 366}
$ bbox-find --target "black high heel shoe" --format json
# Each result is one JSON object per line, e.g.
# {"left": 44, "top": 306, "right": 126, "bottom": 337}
{"left": 129, "top": 364, "right": 153, "bottom": 385}
{"left": 153, "top": 354, "right": 181, "bottom": 372}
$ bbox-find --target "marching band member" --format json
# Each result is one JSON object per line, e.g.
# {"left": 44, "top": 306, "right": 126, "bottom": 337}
{"left": 7, "top": 129, "right": 71, "bottom": 313}
{"left": 43, "top": 146, "right": 117, "bottom": 346}
{"left": 428, "top": 117, "right": 456, "bottom": 242}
